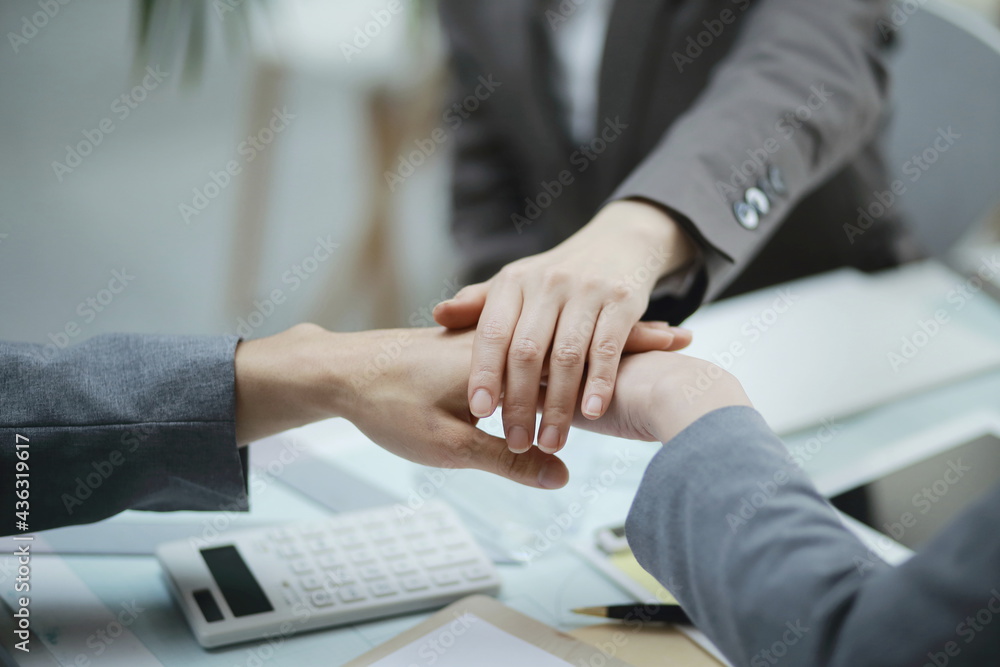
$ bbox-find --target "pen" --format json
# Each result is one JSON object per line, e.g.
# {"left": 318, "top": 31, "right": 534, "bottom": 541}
{"left": 572, "top": 603, "right": 692, "bottom": 625}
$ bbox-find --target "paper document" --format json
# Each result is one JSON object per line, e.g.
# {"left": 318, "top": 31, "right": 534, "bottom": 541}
{"left": 369, "top": 613, "right": 572, "bottom": 667}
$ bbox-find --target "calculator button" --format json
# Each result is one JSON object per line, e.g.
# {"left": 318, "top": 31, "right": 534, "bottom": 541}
{"left": 299, "top": 575, "right": 324, "bottom": 591}
{"left": 441, "top": 533, "right": 468, "bottom": 549}
{"left": 267, "top": 528, "right": 293, "bottom": 540}
{"left": 421, "top": 552, "right": 477, "bottom": 570}
{"left": 421, "top": 515, "right": 451, "bottom": 531}
{"left": 330, "top": 522, "right": 357, "bottom": 535}
{"left": 310, "top": 590, "right": 335, "bottom": 608}
{"left": 401, "top": 576, "right": 430, "bottom": 592}
{"left": 337, "top": 585, "right": 368, "bottom": 603}
{"left": 317, "top": 554, "right": 345, "bottom": 570}
{"left": 359, "top": 565, "right": 386, "bottom": 581}
{"left": 370, "top": 581, "right": 398, "bottom": 597}
{"left": 338, "top": 533, "right": 365, "bottom": 549}
{"left": 278, "top": 543, "right": 304, "bottom": 557}
{"left": 379, "top": 544, "right": 405, "bottom": 560}
{"left": 431, "top": 571, "right": 460, "bottom": 586}
{"left": 281, "top": 585, "right": 302, "bottom": 606}
{"left": 351, "top": 550, "right": 376, "bottom": 565}
{"left": 462, "top": 566, "right": 491, "bottom": 582}
{"left": 409, "top": 538, "right": 436, "bottom": 554}
{"left": 368, "top": 528, "right": 394, "bottom": 543}
{"left": 325, "top": 568, "right": 356, "bottom": 586}
{"left": 298, "top": 523, "right": 327, "bottom": 538}
{"left": 290, "top": 559, "right": 314, "bottom": 575}
{"left": 307, "top": 537, "right": 337, "bottom": 553}
{"left": 391, "top": 561, "right": 418, "bottom": 576}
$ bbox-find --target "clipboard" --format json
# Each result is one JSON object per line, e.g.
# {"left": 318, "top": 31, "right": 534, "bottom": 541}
{"left": 344, "top": 595, "right": 634, "bottom": 666}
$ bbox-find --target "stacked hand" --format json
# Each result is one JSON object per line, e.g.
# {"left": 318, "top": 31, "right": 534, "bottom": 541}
{"left": 233, "top": 319, "right": 725, "bottom": 492}
{"left": 433, "top": 200, "right": 697, "bottom": 455}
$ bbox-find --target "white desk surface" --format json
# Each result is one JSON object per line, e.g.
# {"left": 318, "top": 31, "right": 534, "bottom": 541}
{"left": 4, "top": 260, "right": 1000, "bottom": 666}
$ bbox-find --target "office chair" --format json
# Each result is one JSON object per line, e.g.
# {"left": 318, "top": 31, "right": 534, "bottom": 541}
{"left": 882, "top": 0, "right": 1000, "bottom": 256}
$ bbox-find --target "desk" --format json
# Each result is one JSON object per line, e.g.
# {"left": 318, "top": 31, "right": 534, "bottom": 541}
{"left": 4, "top": 261, "right": 1000, "bottom": 666}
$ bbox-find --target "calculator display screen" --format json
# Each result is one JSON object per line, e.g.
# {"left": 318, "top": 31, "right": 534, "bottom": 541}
{"left": 200, "top": 545, "right": 273, "bottom": 617}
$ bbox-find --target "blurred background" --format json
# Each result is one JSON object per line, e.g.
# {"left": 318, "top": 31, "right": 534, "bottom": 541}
{"left": 1, "top": 0, "right": 999, "bottom": 345}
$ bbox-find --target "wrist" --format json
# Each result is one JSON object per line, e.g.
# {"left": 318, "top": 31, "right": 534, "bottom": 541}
{"left": 234, "top": 324, "right": 351, "bottom": 445}
{"left": 589, "top": 200, "right": 697, "bottom": 280}
{"left": 647, "top": 366, "right": 752, "bottom": 443}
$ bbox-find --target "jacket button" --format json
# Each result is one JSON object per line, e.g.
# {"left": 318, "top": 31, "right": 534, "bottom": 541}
{"left": 733, "top": 200, "right": 759, "bottom": 230}
{"left": 767, "top": 165, "right": 787, "bottom": 195}
{"left": 745, "top": 187, "right": 770, "bottom": 215}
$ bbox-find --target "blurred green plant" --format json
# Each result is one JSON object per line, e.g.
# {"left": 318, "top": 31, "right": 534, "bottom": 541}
{"left": 133, "top": 0, "right": 260, "bottom": 83}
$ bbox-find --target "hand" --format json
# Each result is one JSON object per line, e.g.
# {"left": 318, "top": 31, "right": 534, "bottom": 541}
{"left": 234, "top": 324, "right": 569, "bottom": 489}
{"left": 560, "top": 351, "right": 752, "bottom": 443}
{"left": 434, "top": 199, "right": 697, "bottom": 455}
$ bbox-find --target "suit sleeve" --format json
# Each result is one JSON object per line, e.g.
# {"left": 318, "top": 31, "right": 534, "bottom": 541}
{"left": 626, "top": 406, "right": 1000, "bottom": 666}
{"left": 612, "top": 0, "right": 892, "bottom": 304}
{"left": 0, "top": 334, "right": 249, "bottom": 536}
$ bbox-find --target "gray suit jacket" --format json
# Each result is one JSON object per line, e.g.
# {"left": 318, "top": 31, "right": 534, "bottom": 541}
{"left": 0, "top": 335, "right": 248, "bottom": 536}
{"left": 628, "top": 407, "right": 1000, "bottom": 665}
{"left": 440, "top": 0, "right": 916, "bottom": 323}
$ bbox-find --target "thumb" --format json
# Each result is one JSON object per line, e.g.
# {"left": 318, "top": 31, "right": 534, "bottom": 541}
{"left": 453, "top": 423, "right": 569, "bottom": 490}
{"left": 433, "top": 282, "right": 490, "bottom": 329}
{"left": 624, "top": 322, "right": 694, "bottom": 352}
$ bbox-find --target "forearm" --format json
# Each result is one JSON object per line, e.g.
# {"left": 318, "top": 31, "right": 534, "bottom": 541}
{"left": 612, "top": 0, "right": 892, "bottom": 302}
{"left": 629, "top": 406, "right": 1000, "bottom": 666}
{"left": 0, "top": 334, "right": 246, "bottom": 534}
{"left": 628, "top": 406, "right": 885, "bottom": 664}
{"left": 234, "top": 324, "right": 355, "bottom": 445}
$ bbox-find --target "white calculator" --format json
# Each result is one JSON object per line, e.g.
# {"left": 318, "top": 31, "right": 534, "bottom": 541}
{"left": 156, "top": 501, "right": 501, "bottom": 648}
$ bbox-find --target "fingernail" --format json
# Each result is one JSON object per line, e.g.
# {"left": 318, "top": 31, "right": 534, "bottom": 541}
{"left": 650, "top": 321, "right": 671, "bottom": 330}
{"left": 584, "top": 395, "right": 603, "bottom": 418}
{"left": 470, "top": 389, "right": 493, "bottom": 417}
{"left": 538, "top": 425, "right": 561, "bottom": 453}
{"left": 538, "top": 462, "right": 566, "bottom": 490}
{"left": 433, "top": 300, "right": 451, "bottom": 311}
{"left": 507, "top": 425, "right": 531, "bottom": 453}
